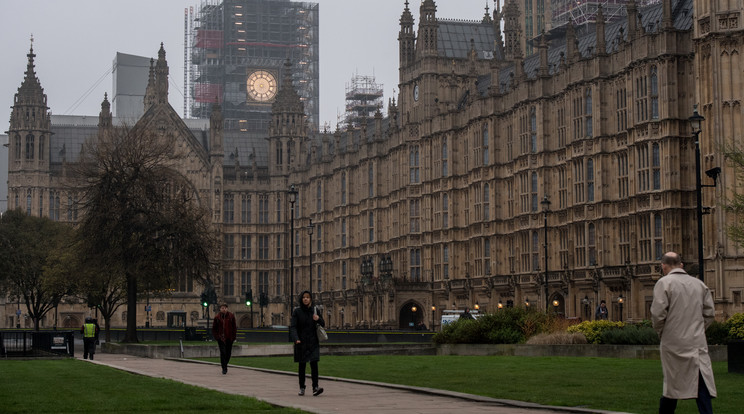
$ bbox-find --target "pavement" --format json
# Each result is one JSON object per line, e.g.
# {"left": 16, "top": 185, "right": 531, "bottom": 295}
{"left": 84, "top": 352, "right": 628, "bottom": 414}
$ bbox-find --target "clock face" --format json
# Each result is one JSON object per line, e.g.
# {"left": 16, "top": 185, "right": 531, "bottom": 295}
{"left": 247, "top": 70, "right": 277, "bottom": 102}
{"left": 413, "top": 84, "right": 419, "bottom": 101}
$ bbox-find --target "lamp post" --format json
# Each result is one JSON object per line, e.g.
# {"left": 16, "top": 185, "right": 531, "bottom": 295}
{"left": 307, "top": 218, "right": 314, "bottom": 293}
{"left": 618, "top": 294, "right": 624, "bottom": 322}
{"left": 288, "top": 184, "right": 298, "bottom": 338}
{"left": 541, "top": 195, "right": 551, "bottom": 312}
{"left": 552, "top": 299, "right": 559, "bottom": 315}
{"left": 525, "top": 298, "right": 530, "bottom": 308}
{"left": 498, "top": 300, "right": 503, "bottom": 310}
{"left": 431, "top": 305, "right": 436, "bottom": 331}
{"left": 689, "top": 106, "right": 720, "bottom": 282}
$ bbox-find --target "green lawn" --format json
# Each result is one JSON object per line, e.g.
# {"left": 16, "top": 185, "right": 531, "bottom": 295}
{"left": 215, "top": 355, "right": 743, "bottom": 414}
{"left": 0, "top": 359, "right": 304, "bottom": 414}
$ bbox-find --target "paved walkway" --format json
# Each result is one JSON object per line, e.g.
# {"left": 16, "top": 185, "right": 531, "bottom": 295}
{"left": 85, "top": 352, "right": 626, "bottom": 414}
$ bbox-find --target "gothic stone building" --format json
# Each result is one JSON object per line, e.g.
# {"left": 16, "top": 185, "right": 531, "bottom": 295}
{"left": 5, "top": 0, "right": 744, "bottom": 330}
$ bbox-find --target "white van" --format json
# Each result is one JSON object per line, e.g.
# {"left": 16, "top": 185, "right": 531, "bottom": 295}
{"left": 440, "top": 309, "right": 480, "bottom": 328}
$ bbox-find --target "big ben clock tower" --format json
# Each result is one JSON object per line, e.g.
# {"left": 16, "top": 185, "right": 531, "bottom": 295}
{"left": 247, "top": 70, "right": 278, "bottom": 102}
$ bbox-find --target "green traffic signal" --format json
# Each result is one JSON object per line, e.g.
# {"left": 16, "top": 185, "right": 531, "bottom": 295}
{"left": 200, "top": 292, "right": 208, "bottom": 307}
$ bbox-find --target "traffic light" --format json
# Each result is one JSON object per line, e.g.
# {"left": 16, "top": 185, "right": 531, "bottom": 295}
{"left": 259, "top": 292, "right": 269, "bottom": 307}
{"left": 200, "top": 292, "right": 208, "bottom": 307}
{"left": 245, "top": 289, "right": 253, "bottom": 307}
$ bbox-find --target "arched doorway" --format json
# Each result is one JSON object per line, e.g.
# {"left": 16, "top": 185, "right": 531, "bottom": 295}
{"left": 398, "top": 301, "right": 423, "bottom": 330}
{"left": 549, "top": 293, "right": 566, "bottom": 316}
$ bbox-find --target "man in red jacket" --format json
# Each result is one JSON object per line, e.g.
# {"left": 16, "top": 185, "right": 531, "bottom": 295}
{"left": 212, "top": 303, "right": 237, "bottom": 374}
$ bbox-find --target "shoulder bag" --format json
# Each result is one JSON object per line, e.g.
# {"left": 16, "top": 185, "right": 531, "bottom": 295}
{"left": 314, "top": 307, "right": 328, "bottom": 342}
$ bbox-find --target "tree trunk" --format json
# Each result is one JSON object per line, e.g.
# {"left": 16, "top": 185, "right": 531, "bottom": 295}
{"left": 123, "top": 274, "right": 139, "bottom": 342}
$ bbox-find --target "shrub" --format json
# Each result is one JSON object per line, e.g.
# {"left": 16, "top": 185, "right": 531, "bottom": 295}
{"left": 526, "top": 332, "right": 588, "bottom": 345}
{"left": 600, "top": 325, "right": 659, "bottom": 345}
{"left": 727, "top": 312, "right": 744, "bottom": 340}
{"left": 566, "top": 320, "right": 624, "bottom": 344}
{"left": 706, "top": 321, "right": 730, "bottom": 345}
{"left": 432, "top": 307, "right": 552, "bottom": 344}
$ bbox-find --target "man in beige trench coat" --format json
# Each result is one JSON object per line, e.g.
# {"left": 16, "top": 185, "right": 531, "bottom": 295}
{"left": 651, "top": 252, "right": 717, "bottom": 414}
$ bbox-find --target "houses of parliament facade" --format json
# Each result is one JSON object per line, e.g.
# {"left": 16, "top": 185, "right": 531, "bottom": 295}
{"left": 5, "top": 0, "right": 744, "bottom": 330}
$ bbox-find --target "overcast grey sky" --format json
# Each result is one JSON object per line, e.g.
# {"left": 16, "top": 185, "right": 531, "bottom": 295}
{"left": 0, "top": 1, "right": 492, "bottom": 129}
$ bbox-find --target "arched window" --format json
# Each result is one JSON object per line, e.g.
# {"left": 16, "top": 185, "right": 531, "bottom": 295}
{"left": 316, "top": 183, "right": 322, "bottom": 212}
{"left": 341, "top": 173, "right": 347, "bottom": 205}
{"left": 587, "top": 158, "right": 595, "bottom": 202}
{"left": 25, "top": 133, "right": 34, "bottom": 160}
{"left": 483, "top": 183, "right": 490, "bottom": 221}
{"left": 531, "top": 172, "right": 538, "bottom": 212}
{"left": 14, "top": 134, "right": 21, "bottom": 159}
{"left": 650, "top": 66, "right": 659, "bottom": 119}
{"left": 26, "top": 190, "right": 32, "bottom": 215}
{"left": 530, "top": 107, "right": 537, "bottom": 153}
{"left": 442, "top": 193, "right": 449, "bottom": 228}
{"left": 482, "top": 124, "right": 489, "bottom": 165}
{"left": 652, "top": 142, "right": 661, "bottom": 190}
{"left": 38, "top": 135, "right": 45, "bottom": 160}
{"left": 586, "top": 88, "right": 593, "bottom": 138}
{"left": 588, "top": 223, "right": 597, "bottom": 265}
{"left": 442, "top": 141, "right": 449, "bottom": 177}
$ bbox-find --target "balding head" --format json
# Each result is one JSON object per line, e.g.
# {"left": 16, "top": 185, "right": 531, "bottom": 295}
{"left": 661, "top": 252, "right": 683, "bottom": 275}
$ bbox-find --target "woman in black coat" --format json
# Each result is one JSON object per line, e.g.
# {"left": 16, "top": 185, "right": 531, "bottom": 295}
{"left": 290, "top": 290, "right": 325, "bottom": 396}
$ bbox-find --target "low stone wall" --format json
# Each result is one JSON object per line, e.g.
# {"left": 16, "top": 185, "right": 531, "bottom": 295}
{"left": 103, "top": 342, "right": 436, "bottom": 359}
{"left": 437, "top": 343, "right": 728, "bottom": 362}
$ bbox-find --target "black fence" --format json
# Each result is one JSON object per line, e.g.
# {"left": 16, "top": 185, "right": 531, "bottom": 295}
{"left": 1, "top": 330, "right": 75, "bottom": 358}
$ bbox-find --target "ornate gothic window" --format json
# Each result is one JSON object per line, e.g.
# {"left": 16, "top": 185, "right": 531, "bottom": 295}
{"left": 25, "top": 133, "right": 34, "bottom": 160}
{"left": 241, "top": 235, "right": 251, "bottom": 260}
{"left": 483, "top": 183, "right": 490, "bottom": 221}
{"left": 530, "top": 107, "right": 537, "bottom": 153}
{"left": 650, "top": 66, "right": 659, "bottom": 119}
{"left": 482, "top": 123, "right": 489, "bottom": 165}
{"left": 223, "top": 234, "right": 234, "bottom": 259}
{"left": 585, "top": 88, "right": 593, "bottom": 138}
{"left": 241, "top": 195, "right": 251, "bottom": 223}
{"left": 587, "top": 158, "right": 595, "bottom": 202}
{"left": 652, "top": 143, "right": 661, "bottom": 190}
{"left": 223, "top": 193, "right": 234, "bottom": 223}
{"left": 617, "top": 152, "right": 629, "bottom": 198}
{"left": 409, "top": 145, "right": 420, "bottom": 183}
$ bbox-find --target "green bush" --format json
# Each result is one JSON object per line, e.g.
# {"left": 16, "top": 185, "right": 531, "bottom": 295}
{"left": 600, "top": 325, "right": 659, "bottom": 345}
{"left": 706, "top": 321, "right": 730, "bottom": 345}
{"left": 432, "top": 307, "right": 553, "bottom": 344}
{"left": 566, "top": 320, "right": 624, "bottom": 344}
{"left": 727, "top": 312, "right": 744, "bottom": 340}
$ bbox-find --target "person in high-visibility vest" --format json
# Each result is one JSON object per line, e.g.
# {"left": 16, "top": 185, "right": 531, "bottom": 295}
{"left": 81, "top": 316, "right": 99, "bottom": 360}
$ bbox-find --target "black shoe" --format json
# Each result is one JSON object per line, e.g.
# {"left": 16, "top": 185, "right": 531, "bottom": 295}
{"left": 89, "top": 355, "right": 94, "bottom": 360}
{"left": 222, "top": 368, "right": 227, "bottom": 375}
{"left": 298, "top": 388, "right": 305, "bottom": 396}
{"left": 312, "top": 387, "right": 324, "bottom": 396}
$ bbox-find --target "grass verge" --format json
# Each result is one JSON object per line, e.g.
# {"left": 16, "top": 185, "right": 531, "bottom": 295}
{"left": 214, "top": 355, "right": 743, "bottom": 414}
{"left": 1, "top": 359, "right": 304, "bottom": 414}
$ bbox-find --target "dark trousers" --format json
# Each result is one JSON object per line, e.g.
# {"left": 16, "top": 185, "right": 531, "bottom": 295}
{"left": 659, "top": 371, "right": 713, "bottom": 414}
{"left": 298, "top": 360, "right": 319, "bottom": 389}
{"left": 83, "top": 338, "right": 96, "bottom": 359}
{"left": 217, "top": 339, "right": 234, "bottom": 370}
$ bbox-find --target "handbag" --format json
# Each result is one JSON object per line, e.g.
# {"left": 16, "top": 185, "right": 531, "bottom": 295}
{"left": 314, "top": 307, "right": 328, "bottom": 342}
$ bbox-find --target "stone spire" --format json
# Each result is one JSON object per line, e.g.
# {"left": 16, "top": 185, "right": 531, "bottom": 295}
{"left": 416, "top": 0, "right": 438, "bottom": 57}
{"left": 98, "top": 93, "right": 112, "bottom": 129}
{"left": 596, "top": 6, "right": 607, "bottom": 56}
{"left": 538, "top": 33, "right": 549, "bottom": 78}
{"left": 144, "top": 43, "right": 170, "bottom": 110}
{"left": 16, "top": 38, "right": 47, "bottom": 109}
{"left": 627, "top": 0, "right": 639, "bottom": 40}
{"left": 566, "top": 21, "right": 580, "bottom": 65}
{"left": 493, "top": 0, "right": 505, "bottom": 60}
{"left": 398, "top": 1, "right": 415, "bottom": 68}
{"left": 503, "top": 0, "right": 522, "bottom": 60}
{"left": 662, "top": 0, "right": 673, "bottom": 31}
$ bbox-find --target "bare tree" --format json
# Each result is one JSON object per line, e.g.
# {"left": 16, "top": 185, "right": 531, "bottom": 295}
{"left": 74, "top": 124, "right": 217, "bottom": 342}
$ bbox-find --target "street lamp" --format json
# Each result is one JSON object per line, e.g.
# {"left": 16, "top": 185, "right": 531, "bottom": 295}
{"left": 525, "top": 298, "right": 530, "bottom": 308}
{"left": 541, "top": 195, "right": 551, "bottom": 312}
{"left": 618, "top": 294, "right": 624, "bottom": 322}
{"left": 498, "top": 300, "right": 503, "bottom": 310}
{"left": 288, "top": 184, "right": 298, "bottom": 338}
{"left": 474, "top": 302, "right": 480, "bottom": 311}
{"left": 431, "top": 305, "right": 436, "bottom": 331}
{"left": 689, "top": 105, "right": 719, "bottom": 282}
{"left": 307, "top": 219, "right": 314, "bottom": 293}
